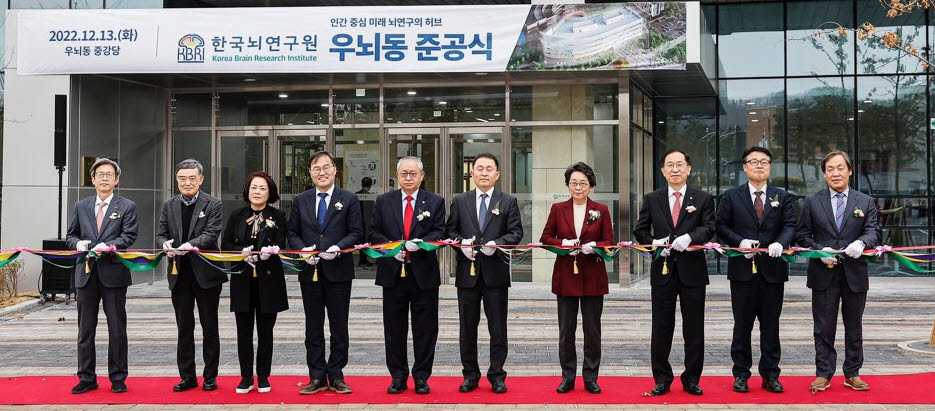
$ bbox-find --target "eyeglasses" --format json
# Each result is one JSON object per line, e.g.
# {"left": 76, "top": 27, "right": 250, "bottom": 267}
{"left": 94, "top": 172, "right": 116, "bottom": 180}
{"left": 310, "top": 165, "right": 334, "bottom": 175}
{"left": 745, "top": 159, "right": 772, "bottom": 167}
{"left": 398, "top": 172, "right": 420, "bottom": 180}
{"left": 568, "top": 181, "right": 590, "bottom": 188}
{"left": 663, "top": 162, "right": 688, "bottom": 170}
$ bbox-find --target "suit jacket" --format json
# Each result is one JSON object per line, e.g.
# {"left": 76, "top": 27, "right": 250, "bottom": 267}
{"left": 221, "top": 206, "right": 289, "bottom": 314}
{"left": 370, "top": 189, "right": 446, "bottom": 290}
{"left": 156, "top": 192, "right": 227, "bottom": 290}
{"left": 539, "top": 198, "right": 614, "bottom": 297}
{"left": 287, "top": 186, "right": 364, "bottom": 283}
{"left": 633, "top": 186, "right": 716, "bottom": 287}
{"left": 65, "top": 194, "right": 139, "bottom": 289}
{"left": 795, "top": 188, "right": 880, "bottom": 293}
{"left": 716, "top": 183, "right": 797, "bottom": 283}
{"left": 446, "top": 189, "right": 524, "bottom": 289}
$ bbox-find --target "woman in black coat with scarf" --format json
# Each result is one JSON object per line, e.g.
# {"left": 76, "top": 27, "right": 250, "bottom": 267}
{"left": 221, "top": 171, "right": 289, "bottom": 394}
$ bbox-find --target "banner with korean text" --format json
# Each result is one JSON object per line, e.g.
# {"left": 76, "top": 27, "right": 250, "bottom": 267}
{"left": 16, "top": 3, "right": 687, "bottom": 74}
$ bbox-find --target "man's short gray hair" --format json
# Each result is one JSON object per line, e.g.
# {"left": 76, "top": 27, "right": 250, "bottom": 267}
{"left": 396, "top": 156, "right": 424, "bottom": 172}
{"left": 90, "top": 158, "right": 121, "bottom": 177}
{"left": 175, "top": 159, "right": 204, "bottom": 175}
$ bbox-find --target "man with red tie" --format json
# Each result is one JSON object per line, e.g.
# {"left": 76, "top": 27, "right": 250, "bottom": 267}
{"left": 369, "top": 156, "right": 446, "bottom": 395}
{"left": 633, "top": 149, "right": 715, "bottom": 396}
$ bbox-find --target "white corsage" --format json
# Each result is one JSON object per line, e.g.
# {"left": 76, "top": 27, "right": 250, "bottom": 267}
{"left": 854, "top": 207, "right": 865, "bottom": 218}
{"left": 198, "top": 211, "right": 206, "bottom": 218}
{"left": 416, "top": 210, "right": 431, "bottom": 221}
{"left": 685, "top": 205, "right": 697, "bottom": 213}
{"left": 587, "top": 209, "right": 601, "bottom": 222}
{"left": 770, "top": 195, "right": 780, "bottom": 208}
{"left": 334, "top": 202, "right": 343, "bottom": 211}
{"left": 108, "top": 212, "right": 120, "bottom": 220}
{"left": 490, "top": 208, "right": 500, "bottom": 216}
{"left": 265, "top": 219, "right": 276, "bottom": 228}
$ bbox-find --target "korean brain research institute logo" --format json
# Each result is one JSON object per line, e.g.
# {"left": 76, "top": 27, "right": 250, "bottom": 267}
{"left": 178, "top": 34, "right": 205, "bottom": 63}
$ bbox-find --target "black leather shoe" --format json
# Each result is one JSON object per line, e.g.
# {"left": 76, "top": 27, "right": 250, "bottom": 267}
{"left": 202, "top": 378, "right": 217, "bottom": 391}
{"left": 459, "top": 379, "right": 479, "bottom": 393}
{"left": 330, "top": 379, "right": 352, "bottom": 394}
{"left": 491, "top": 380, "right": 507, "bottom": 394}
{"left": 387, "top": 378, "right": 407, "bottom": 394}
{"left": 683, "top": 382, "right": 704, "bottom": 396}
{"left": 733, "top": 377, "right": 749, "bottom": 393}
{"left": 584, "top": 380, "right": 601, "bottom": 394}
{"left": 762, "top": 377, "right": 784, "bottom": 393}
{"left": 173, "top": 378, "right": 198, "bottom": 392}
{"left": 649, "top": 383, "right": 670, "bottom": 396}
{"left": 298, "top": 379, "right": 329, "bottom": 395}
{"left": 556, "top": 379, "right": 574, "bottom": 393}
{"left": 414, "top": 379, "right": 430, "bottom": 394}
{"left": 111, "top": 381, "right": 127, "bottom": 393}
{"left": 71, "top": 380, "right": 98, "bottom": 394}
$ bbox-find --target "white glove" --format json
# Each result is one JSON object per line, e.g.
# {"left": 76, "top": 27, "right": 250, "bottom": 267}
{"left": 739, "top": 239, "right": 759, "bottom": 259}
{"left": 319, "top": 245, "right": 341, "bottom": 261}
{"left": 844, "top": 240, "right": 865, "bottom": 259}
{"left": 580, "top": 241, "right": 597, "bottom": 255}
{"left": 176, "top": 242, "right": 197, "bottom": 256}
{"left": 91, "top": 242, "right": 110, "bottom": 253}
{"left": 245, "top": 254, "right": 259, "bottom": 264}
{"left": 480, "top": 241, "right": 497, "bottom": 256}
{"left": 405, "top": 239, "right": 421, "bottom": 252}
{"left": 460, "top": 237, "right": 476, "bottom": 261}
{"left": 259, "top": 246, "right": 278, "bottom": 261}
{"left": 394, "top": 249, "right": 407, "bottom": 262}
{"left": 768, "top": 242, "right": 783, "bottom": 258}
{"left": 671, "top": 234, "right": 692, "bottom": 252}
{"left": 660, "top": 248, "right": 671, "bottom": 258}
{"left": 301, "top": 245, "right": 318, "bottom": 265}
{"left": 651, "top": 238, "right": 669, "bottom": 247}
{"left": 561, "top": 238, "right": 580, "bottom": 256}
{"left": 162, "top": 240, "right": 176, "bottom": 258}
{"left": 820, "top": 247, "right": 837, "bottom": 265}
{"left": 76, "top": 240, "right": 92, "bottom": 252}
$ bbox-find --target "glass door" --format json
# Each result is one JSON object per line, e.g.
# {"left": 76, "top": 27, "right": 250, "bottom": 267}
{"left": 385, "top": 128, "right": 442, "bottom": 193}
{"left": 217, "top": 130, "right": 269, "bottom": 222}
{"left": 274, "top": 130, "right": 328, "bottom": 219}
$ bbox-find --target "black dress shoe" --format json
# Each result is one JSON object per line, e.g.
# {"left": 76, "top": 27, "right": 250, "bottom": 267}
{"left": 330, "top": 379, "right": 352, "bottom": 394}
{"left": 71, "top": 380, "right": 98, "bottom": 394}
{"left": 733, "top": 377, "right": 749, "bottom": 393}
{"left": 387, "top": 378, "right": 407, "bottom": 394}
{"left": 459, "top": 379, "right": 479, "bottom": 393}
{"left": 111, "top": 381, "right": 127, "bottom": 393}
{"left": 649, "top": 383, "right": 670, "bottom": 396}
{"left": 202, "top": 378, "right": 217, "bottom": 391}
{"left": 683, "top": 382, "right": 704, "bottom": 396}
{"left": 584, "top": 380, "right": 601, "bottom": 394}
{"left": 556, "top": 379, "right": 574, "bottom": 393}
{"left": 414, "top": 379, "right": 430, "bottom": 394}
{"left": 299, "top": 379, "right": 329, "bottom": 395}
{"left": 762, "top": 377, "right": 784, "bottom": 393}
{"left": 491, "top": 380, "right": 507, "bottom": 394}
{"left": 173, "top": 378, "right": 198, "bottom": 392}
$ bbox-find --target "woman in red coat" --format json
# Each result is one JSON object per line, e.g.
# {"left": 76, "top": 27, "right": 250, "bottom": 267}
{"left": 539, "top": 162, "right": 614, "bottom": 394}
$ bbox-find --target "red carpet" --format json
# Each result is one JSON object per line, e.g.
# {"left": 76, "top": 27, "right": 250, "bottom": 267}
{"left": 1, "top": 375, "right": 934, "bottom": 404}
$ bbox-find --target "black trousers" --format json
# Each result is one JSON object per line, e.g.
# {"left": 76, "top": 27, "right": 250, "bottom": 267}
{"left": 812, "top": 269, "right": 867, "bottom": 379}
{"left": 651, "top": 275, "right": 705, "bottom": 386}
{"left": 730, "top": 276, "right": 784, "bottom": 380}
{"left": 171, "top": 271, "right": 222, "bottom": 381}
{"left": 300, "top": 279, "right": 352, "bottom": 382}
{"left": 76, "top": 270, "right": 128, "bottom": 383}
{"left": 457, "top": 283, "right": 509, "bottom": 383}
{"left": 382, "top": 272, "right": 439, "bottom": 381}
{"left": 235, "top": 309, "right": 278, "bottom": 380}
{"left": 557, "top": 295, "right": 603, "bottom": 382}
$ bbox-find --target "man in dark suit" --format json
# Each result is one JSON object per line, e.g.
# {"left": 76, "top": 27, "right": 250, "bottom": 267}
{"left": 288, "top": 151, "right": 364, "bottom": 395}
{"left": 155, "top": 159, "right": 225, "bottom": 392}
{"left": 370, "top": 156, "right": 446, "bottom": 395}
{"left": 66, "top": 158, "right": 138, "bottom": 394}
{"left": 716, "top": 147, "right": 796, "bottom": 394}
{"left": 356, "top": 177, "right": 375, "bottom": 266}
{"left": 796, "top": 150, "right": 879, "bottom": 393}
{"left": 445, "top": 153, "right": 523, "bottom": 394}
{"left": 633, "top": 149, "right": 715, "bottom": 396}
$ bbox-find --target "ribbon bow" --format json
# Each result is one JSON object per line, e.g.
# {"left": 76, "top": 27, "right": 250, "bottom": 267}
{"left": 874, "top": 245, "right": 893, "bottom": 256}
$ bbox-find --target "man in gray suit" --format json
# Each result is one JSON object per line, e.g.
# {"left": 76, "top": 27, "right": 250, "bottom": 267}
{"left": 795, "top": 150, "right": 879, "bottom": 393}
{"left": 65, "top": 158, "right": 139, "bottom": 394}
{"left": 156, "top": 159, "right": 226, "bottom": 392}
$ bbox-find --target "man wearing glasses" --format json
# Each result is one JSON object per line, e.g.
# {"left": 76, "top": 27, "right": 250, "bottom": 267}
{"left": 633, "top": 149, "right": 715, "bottom": 397}
{"left": 288, "top": 151, "right": 364, "bottom": 395}
{"left": 66, "top": 158, "right": 138, "bottom": 394}
{"left": 716, "top": 147, "right": 796, "bottom": 394}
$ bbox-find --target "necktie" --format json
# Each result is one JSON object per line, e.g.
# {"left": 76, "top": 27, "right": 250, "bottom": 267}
{"left": 404, "top": 195, "right": 414, "bottom": 240}
{"left": 754, "top": 190, "right": 764, "bottom": 224}
{"left": 478, "top": 193, "right": 488, "bottom": 231}
{"left": 671, "top": 191, "right": 681, "bottom": 227}
{"left": 317, "top": 193, "right": 328, "bottom": 228}
{"left": 96, "top": 202, "right": 107, "bottom": 232}
{"left": 834, "top": 192, "right": 846, "bottom": 230}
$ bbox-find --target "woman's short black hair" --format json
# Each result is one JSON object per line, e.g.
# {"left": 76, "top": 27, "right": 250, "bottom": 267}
{"left": 243, "top": 171, "right": 280, "bottom": 204}
{"left": 564, "top": 162, "right": 597, "bottom": 187}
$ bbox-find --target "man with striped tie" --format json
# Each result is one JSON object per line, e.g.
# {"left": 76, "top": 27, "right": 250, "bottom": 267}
{"left": 795, "top": 150, "right": 879, "bottom": 394}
